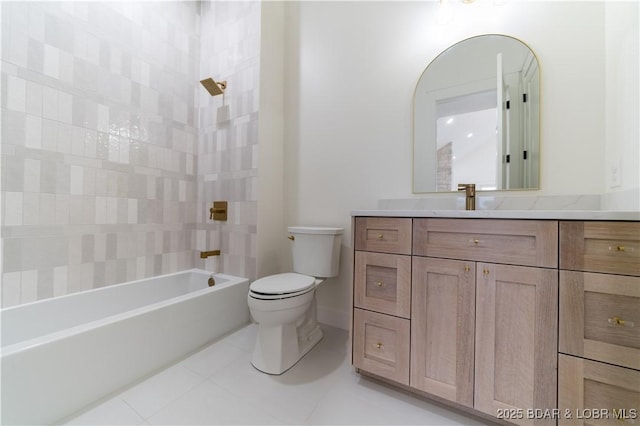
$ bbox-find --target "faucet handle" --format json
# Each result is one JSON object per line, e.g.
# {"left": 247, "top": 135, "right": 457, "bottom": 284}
{"left": 457, "top": 183, "right": 475, "bottom": 195}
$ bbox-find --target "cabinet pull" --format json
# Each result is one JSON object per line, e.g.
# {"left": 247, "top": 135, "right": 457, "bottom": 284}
{"left": 376, "top": 342, "right": 383, "bottom": 349}
{"left": 608, "top": 316, "right": 635, "bottom": 327}
{"left": 376, "top": 234, "right": 384, "bottom": 240}
{"left": 483, "top": 268, "right": 490, "bottom": 276}
{"left": 375, "top": 281, "right": 383, "bottom": 287}
{"left": 469, "top": 238, "right": 481, "bottom": 245}
{"left": 464, "top": 265, "right": 470, "bottom": 272}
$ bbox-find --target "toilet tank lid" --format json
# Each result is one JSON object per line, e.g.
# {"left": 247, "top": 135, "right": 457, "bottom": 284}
{"left": 288, "top": 226, "right": 344, "bottom": 235}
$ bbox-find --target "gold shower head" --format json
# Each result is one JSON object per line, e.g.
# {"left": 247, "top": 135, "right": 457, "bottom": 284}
{"left": 200, "top": 78, "right": 227, "bottom": 96}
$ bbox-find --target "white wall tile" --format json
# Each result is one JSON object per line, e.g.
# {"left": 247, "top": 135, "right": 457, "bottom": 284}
{"left": 20, "top": 270, "right": 38, "bottom": 303}
{"left": 53, "top": 265, "right": 68, "bottom": 297}
{"left": 23, "top": 158, "right": 41, "bottom": 193}
{"left": 43, "top": 44, "right": 60, "bottom": 78}
{"left": 7, "top": 75, "right": 26, "bottom": 112}
{"left": 55, "top": 194, "right": 70, "bottom": 225}
{"left": 4, "top": 192, "right": 23, "bottom": 226}
{"left": 24, "top": 115, "right": 42, "bottom": 149}
{"left": 58, "top": 91, "right": 73, "bottom": 124}
{"left": 2, "top": 272, "right": 22, "bottom": 308}
{"left": 42, "top": 86, "right": 58, "bottom": 121}
{"left": 70, "top": 165, "right": 84, "bottom": 195}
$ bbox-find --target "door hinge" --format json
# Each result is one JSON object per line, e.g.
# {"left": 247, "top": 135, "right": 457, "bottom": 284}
{"left": 505, "top": 154, "right": 511, "bottom": 163}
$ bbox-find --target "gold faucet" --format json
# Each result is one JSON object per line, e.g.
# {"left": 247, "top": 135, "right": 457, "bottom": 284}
{"left": 200, "top": 250, "right": 221, "bottom": 259}
{"left": 457, "top": 183, "right": 476, "bottom": 210}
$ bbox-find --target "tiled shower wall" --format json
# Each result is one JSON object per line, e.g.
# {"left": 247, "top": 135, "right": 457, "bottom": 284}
{"left": 196, "top": 1, "right": 259, "bottom": 281}
{"left": 1, "top": 1, "right": 259, "bottom": 308}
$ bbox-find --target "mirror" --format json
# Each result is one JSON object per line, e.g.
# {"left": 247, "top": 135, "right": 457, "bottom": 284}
{"left": 413, "top": 35, "right": 540, "bottom": 193}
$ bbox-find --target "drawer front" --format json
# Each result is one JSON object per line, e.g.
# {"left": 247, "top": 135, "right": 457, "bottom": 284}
{"left": 354, "top": 251, "right": 411, "bottom": 318}
{"left": 353, "top": 308, "right": 410, "bottom": 385}
{"left": 559, "top": 354, "right": 640, "bottom": 426}
{"left": 560, "top": 221, "right": 640, "bottom": 276}
{"left": 559, "top": 270, "right": 640, "bottom": 370}
{"left": 413, "top": 218, "right": 558, "bottom": 268}
{"left": 354, "top": 217, "right": 412, "bottom": 254}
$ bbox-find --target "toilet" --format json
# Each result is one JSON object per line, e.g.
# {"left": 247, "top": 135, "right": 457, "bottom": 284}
{"left": 248, "top": 226, "right": 343, "bottom": 375}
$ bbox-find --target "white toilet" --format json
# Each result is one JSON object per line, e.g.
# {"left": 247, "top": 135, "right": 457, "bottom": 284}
{"left": 248, "top": 226, "right": 343, "bottom": 375}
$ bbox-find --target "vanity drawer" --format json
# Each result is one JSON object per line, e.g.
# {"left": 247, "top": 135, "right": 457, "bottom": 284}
{"left": 354, "top": 251, "right": 411, "bottom": 318}
{"left": 559, "top": 270, "right": 640, "bottom": 370}
{"left": 354, "top": 217, "right": 412, "bottom": 255}
{"left": 413, "top": 218, "right": 558, "bottom": 268}
{"left": 353, "top": 308, "right": 410, "bottom": 385}
{"left": 560, "top": 221, "right": 640, "bottom": 276}
{"left": 558, "top": 354, "right": 640, "bottom": 426}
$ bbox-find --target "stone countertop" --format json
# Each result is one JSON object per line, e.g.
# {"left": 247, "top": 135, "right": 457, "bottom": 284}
{"left": 350, "top": 210, "right": 640, "bottom": 221}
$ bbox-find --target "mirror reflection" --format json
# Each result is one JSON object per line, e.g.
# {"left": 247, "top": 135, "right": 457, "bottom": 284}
{"left": 413, "top": 35, "right": 540, "bottom": 193}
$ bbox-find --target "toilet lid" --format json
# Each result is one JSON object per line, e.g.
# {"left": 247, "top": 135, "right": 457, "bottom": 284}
{"left": 250, "top": 273, "right": 315, "bottom": 296}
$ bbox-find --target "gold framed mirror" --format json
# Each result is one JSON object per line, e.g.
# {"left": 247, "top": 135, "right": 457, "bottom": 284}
{"left": 413, "top": 34, "right": 540, "bottom": 193}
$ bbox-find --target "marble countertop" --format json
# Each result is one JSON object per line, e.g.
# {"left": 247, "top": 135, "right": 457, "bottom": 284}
{"left": 351, "top": 210, "right": 640, "bottom": 221}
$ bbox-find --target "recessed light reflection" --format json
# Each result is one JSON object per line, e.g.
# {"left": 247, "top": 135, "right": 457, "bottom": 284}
{"left": 446, "top": 117, "right": 454, "bottom": 125}
{"left": 467, "top": 132, "right": 473, "bottom": 138}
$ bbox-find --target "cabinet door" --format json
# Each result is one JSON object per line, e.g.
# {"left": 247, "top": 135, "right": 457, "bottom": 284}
{"left": 410, "top": 257, "right": 475, "bottom": 408}
{"left": 559, "top": 354, "right": 640, "bottom": 426}
{"left": 475, "top": 263, "right": 558, "bottom": 425}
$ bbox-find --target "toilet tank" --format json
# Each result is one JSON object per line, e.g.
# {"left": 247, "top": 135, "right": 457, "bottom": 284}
{"left": 288, "top": 226, "right": 344, "bottom": 278}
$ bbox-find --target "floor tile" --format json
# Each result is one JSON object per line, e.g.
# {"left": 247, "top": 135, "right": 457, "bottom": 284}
{"left": 147, "top": 380, "right": 283, "bottom": 425}
{"left": 62, "top": 396, "right": 144, "bottom": 425}
{"left": 120, "top": 364, "right": 204, "bottom": 418}
{"left": 179, "top": 339, "right": 247, "bottom": 378}
{"left": 64, "top": 323, "right": 486, "bottom": 426}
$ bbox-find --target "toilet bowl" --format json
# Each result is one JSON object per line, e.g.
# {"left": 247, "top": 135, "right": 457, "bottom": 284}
{"left": 248, "top": 227, "right": 343, "bottom": 375}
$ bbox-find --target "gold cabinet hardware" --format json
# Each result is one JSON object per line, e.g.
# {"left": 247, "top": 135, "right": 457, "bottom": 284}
{"left": 375, "top": 281, "right": 383, "bottom": 287}
{"left": 469, "top": 238, "right": 481, "bottom": 244}
{"left": 608, "top": 316, "right": 635, "bottom": 327}
{"left": 377, "top": 234, "right": 384, "bottom": 240}
{"left": 376, "top": 342, "right": 383, "bottom": 349}
{"left": 483, "top": 268, "right": 490, "bottom": 276}
{"left": 288, "top": 235, "right": 295, "bottom": 241}
{"left": 464, "top": 265, "right": 470, "bottom": 272}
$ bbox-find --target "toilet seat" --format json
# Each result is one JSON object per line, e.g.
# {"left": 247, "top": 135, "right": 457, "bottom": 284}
{"left": 249, "top": 273, "right": 316, "bottom": 300}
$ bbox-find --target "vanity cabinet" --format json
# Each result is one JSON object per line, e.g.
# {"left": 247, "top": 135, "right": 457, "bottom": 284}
{"left": 558, "top": 221, "right": 640, "bottom": 425}
{"left": 353, "top": 216, "right": 559, "bottom": 425}
{"left": 353, "top": 217, "right": 412, "bottom": 384}
{"left": 413, "top": 219, "right": 558, "bottom": 424}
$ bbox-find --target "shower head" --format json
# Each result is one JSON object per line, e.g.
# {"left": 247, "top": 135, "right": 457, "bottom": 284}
{"left": 200, "top": 78, "right": 227, "bottom": 97}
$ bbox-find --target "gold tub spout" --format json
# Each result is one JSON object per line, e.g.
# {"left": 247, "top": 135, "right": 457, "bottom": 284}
{"left": 200, "top": 250, "right": 221, "bottom": 259}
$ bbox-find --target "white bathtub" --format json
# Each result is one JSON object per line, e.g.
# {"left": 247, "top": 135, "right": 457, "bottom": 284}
{"left": 1, "top": 269, "right": 250, "bottom": 425}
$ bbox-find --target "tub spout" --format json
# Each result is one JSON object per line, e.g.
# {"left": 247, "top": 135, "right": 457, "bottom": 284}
{"left": 200, "top": 250, "right": 221, "bottom": 259}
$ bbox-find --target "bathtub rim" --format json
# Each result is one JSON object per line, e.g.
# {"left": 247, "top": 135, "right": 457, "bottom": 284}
{"left": 1, "top": 269, "right": 248, "bottom": 357}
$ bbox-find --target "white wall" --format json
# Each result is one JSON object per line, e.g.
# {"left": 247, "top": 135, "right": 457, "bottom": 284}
{"left": 277, "top": 1, "right": 638, "bottom": 329}
{"left": 605, "top": 1, "right": 639, "bottom": 209}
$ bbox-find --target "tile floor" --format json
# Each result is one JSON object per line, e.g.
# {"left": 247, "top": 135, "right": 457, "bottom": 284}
{"left": 62, "top": 324, "right": 489, "bottom": 425}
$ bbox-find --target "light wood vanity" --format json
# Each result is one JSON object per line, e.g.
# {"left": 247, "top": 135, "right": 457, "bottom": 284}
{"left": 351, "top": 212, "right": 640, "bottom": 426}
